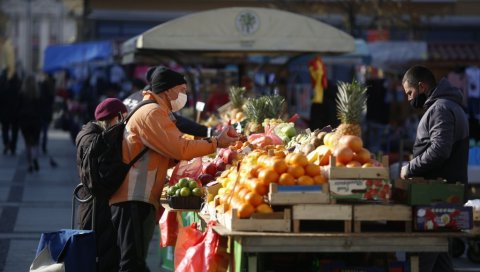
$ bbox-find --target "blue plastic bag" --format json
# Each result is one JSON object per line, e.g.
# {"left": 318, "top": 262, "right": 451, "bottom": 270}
{"left": 35, "top": 229, "right": 96, "bottom": 272}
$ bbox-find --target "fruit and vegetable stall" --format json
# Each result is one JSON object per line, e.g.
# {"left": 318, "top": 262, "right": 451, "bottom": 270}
{"left": 159, "top": 81, "right": 479, "bottom": 272}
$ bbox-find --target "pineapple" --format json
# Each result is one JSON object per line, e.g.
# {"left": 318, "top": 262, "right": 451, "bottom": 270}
{"left": 243, "top": 95, "right": 286, "bottom": 135}
{"left": 226, "top": 86, "right": 246, "bottom": 122}
{"left": 331, "top": 80, "right": 367, "bottom": 147}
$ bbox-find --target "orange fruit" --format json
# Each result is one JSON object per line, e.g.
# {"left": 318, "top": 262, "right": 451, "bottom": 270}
{"left": 333, "top": 146, "right": 354, "bottom": 164}
{"left": 255, "top": 185, "right": 268, "bottom": 196}
{"left": 236, "top": 187, "right": 250, "bottom": 200}
{"left": 271, "top": 159, "right": 288, "bottom": 174}
{"left": 245, "top": 191, "right": 264, "bottom": 207}
{"left": 316, "top": 145, "right": 332, "bottom": 166}
{"left": 237, "top": 203, "right": 255, "bottom": 218}
{"left": 297, "top": 175, "right": 315, "bottom": 185}
{"left": 313, "top": 175, "right": 327, "bottom": 184}
{"left": 354, "top": 148, "right": 371, "bottom": 164}
{"left": 335, "top": 161, "right": 345, "bottom": 167}
{"left": 256, "top": 203, "right": 273, "bottom": 213}
{"left": 362, "top": 162, "right": 374, "bottom": 168}
{"left": 278, "top": 173, "right": 296, "bottom": 186}
{"left": 285, "top": 153, "right": 296, "bottom": 165}
{"left": 258, "top": 168, "right": 279, "bottom": 186}
{"left": 287, "top": 165, "right": 305, "bottom": 178}
{"left": 338, "top": 135, "right": 363, "bottom": 153}
{"left": 289, "top": 153, "right": 308, "bottom": 167}
{"left": 346, "top": 160, "right": 362, "bottom": 168}
{"left": 304, "top": 163, "right": 321, "bottom": 177}
{"left": 274, "top": 150, "right": 286, "bottom": 159}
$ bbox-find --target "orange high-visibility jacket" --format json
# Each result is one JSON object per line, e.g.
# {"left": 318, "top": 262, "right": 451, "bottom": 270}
{"left": 109, "top": 93, "right": 217, "bottom": 209}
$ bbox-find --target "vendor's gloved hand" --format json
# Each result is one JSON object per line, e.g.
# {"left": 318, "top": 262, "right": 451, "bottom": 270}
{"left": 216, "top": 126, "right": 239, "bottom": 148}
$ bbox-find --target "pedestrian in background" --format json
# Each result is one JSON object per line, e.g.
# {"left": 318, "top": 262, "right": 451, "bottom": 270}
{"left": 400, "top": 65, "right": 469, "bottom": 272}
{"left": 18, "top": 75, "right": 42, "bottom": 172}
{"left": 39, "top": 72, "right": 56, "bottom": 154}
{"left": 110, "top": 66, "right": 238, "bottom": 272}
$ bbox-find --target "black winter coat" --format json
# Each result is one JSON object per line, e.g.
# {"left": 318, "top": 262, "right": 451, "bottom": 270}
{"left": 406, "top": 79, "right": 469, "bottom": 184}
{"left": 75, "top": 122, "right": 119, "bottom": 272}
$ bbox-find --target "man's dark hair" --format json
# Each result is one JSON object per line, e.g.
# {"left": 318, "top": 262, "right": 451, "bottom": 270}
{"left": 402, "top": 65, "right": 437, "bottom": 89}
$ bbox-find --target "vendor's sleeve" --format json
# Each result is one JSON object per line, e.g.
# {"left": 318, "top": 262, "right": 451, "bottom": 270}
{"left": 174, "top": 113, "right": 209, "bottom": 137}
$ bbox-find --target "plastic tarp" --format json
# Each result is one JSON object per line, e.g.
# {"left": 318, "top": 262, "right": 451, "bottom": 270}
{"left": 121, "top": 7, "right": 355, "bottom": 58}
{"left": 43, "top": 41, "right": 113, "bottom": 72}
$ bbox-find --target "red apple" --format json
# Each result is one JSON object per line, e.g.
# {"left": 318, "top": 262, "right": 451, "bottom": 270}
{"left": 202, "top": 162, "right": 217, "bottom": 176}
{"left": 198, "top": 174, "right": 215, "bottom": 185}
{"left": 222, "top": 149, "right": 237, "bottom": 164}
{"left": 215, "top": 160, "right": 226, "bottom": 172}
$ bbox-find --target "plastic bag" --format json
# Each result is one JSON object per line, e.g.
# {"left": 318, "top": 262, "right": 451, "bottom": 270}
{"left": 169, "top": 157, "right": 203, "bottom": 185}
{"left": 174, "top": 223, "right": 204, "bottom": 270}
{"left": 175, "top": 221, "right": 230, "bottom": 272}
{"left": 159, "top": 211, "right": 182, "bottom": 247}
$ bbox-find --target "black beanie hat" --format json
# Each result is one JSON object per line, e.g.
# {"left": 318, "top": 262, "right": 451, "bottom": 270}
{"left": 149, "top": 66, "right": 186, "bottom": 94}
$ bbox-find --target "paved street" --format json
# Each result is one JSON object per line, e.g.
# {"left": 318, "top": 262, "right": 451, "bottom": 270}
{"left": 0, "top": 129, "right": 478, "bottom": 272}
{"left": 0, "top": 129, "right": 160, "bottom": 272}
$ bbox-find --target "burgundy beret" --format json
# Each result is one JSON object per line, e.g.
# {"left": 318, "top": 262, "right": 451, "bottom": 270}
{"left": 94, "top": 98, "right": 128, "bottom": 121}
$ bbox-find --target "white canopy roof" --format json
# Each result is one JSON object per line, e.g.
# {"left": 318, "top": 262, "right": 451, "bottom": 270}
{"left": 122, "top": 7, "right": 354, "bottom": 61}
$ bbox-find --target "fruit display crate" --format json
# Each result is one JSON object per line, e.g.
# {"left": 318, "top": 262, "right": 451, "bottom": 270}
{"left": 167, "top": 196, "right": 203, "bottom": 210}
{"left": 393, "top": 179, "right": 465, "bottom": 205}
{"left": 326, "top": 155, "right": 390, "bottom": 180}
{"left": 291, "top": 204, "right": 353, "bottom": 233}
{"left": 353, "top": 204, "right": 412, "bottom": 233}
{"left": 216, "top": 208, "right": 291, "bottom": 232}
{"left": 328, "top": 179, "right": 392, "bottom": 202}
{"left": 268, "top": 183, "right": 330, "bottom": 205}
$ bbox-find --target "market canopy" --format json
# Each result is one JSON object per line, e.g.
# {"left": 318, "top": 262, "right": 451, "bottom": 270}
{"left": 121, "top": 7, "right": 355, "bottom": 64}
{"left": 43, "top": 41, "right": 113, "bottom": 72}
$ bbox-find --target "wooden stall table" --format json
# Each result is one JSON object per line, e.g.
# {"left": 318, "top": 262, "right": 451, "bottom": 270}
{"left": 212, "top": 222, "right": 466, "bottom": 272}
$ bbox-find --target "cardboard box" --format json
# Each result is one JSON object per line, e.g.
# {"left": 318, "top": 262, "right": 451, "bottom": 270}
{"left": 414, "top": 204, "right": 473, "bottom": 231}
{"left": 394, "top": 179, "right": 465, "bottom": 205}
{"left": 329, "top": 179, "right": 391, "bottom": 201}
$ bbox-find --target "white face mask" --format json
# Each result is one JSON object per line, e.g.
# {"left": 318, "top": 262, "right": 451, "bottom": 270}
{"left": 170, "top": 92, "right": 187, "bottom": 112}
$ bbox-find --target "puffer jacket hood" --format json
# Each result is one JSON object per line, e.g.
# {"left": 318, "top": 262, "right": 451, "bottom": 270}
{"left": 424, "top": 78, "right": 467, "bottom": 111}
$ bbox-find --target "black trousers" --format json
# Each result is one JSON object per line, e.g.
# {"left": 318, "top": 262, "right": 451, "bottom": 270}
{"left": 111, "top": 201, "right": 155, "bottom": 272}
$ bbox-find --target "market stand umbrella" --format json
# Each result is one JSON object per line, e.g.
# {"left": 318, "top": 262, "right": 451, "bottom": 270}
{"left": 121, "top": 6, "right": 355, "bottom": 64}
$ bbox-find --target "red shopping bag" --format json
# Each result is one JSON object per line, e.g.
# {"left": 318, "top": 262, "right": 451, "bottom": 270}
{"left": 175, "top": 221, "right": 230, "bottom": 272}
{"left": 174, "top": 223, "right": 204, "bottom": 270}
{"left": 159, "top": 211, "right": 182, "bottom": 247}
{"left": 169, "top": 157, "right": 203, "bottom": 185}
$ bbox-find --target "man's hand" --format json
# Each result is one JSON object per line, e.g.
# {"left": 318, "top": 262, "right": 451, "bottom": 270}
{"left": 216, "top": 126, "right": 239, "bottom": 148}
{"left": 400, "top": 165, "right": 408, "bottom": 179}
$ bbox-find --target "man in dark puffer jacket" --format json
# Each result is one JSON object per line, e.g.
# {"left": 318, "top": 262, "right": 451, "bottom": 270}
{"left": 400, "top": 65, "right": 469, "bottom": 272}
{"left": 75, "top": 98, "right": 128, "bottom": 271}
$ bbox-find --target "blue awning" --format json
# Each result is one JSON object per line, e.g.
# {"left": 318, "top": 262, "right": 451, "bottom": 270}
{"left": 43, "top": 41, "right": 113, "bottom": 72}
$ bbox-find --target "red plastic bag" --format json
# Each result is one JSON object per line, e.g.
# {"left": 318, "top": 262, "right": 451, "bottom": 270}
{"left": 174, "top": 223, "right": 204, "bottom": 270}
{"left": 169, "top": 157, "right": 203, "bottom": 185}
{"left": 175, "top": 221, "right": 230, "bottom": 272}
{"left": 159, "top": 211, "right": 182, "bottom": 247}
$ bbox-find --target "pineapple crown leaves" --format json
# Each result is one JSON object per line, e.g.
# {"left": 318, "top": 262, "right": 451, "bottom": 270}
{"left": 228, "top": 86, "right": 246, "bottom": 108}
{"left": 244, "top": 94, "right": 286, "bottom": 123}
{"left": 335, "top": 80, "right": 367, "bottom": 124}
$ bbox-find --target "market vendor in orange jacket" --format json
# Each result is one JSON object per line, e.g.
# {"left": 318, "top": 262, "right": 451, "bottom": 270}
{"left": 110, "top": 65, "right": 238, "bottom": 272}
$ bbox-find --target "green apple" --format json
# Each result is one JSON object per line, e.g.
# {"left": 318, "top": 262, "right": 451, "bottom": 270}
{"left": 188, "top": 180, "right": 198, "bottom": 190}
{"left": 178, "top": 178, "right": 189, "bottom": 188}
{"left": 192, "top": 188, "right": 202, "bottom": 197}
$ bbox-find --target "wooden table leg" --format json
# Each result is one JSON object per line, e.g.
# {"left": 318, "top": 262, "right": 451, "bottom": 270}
{"left": 248, "top": 254, "right": 257, "bottom": 272}
{"left": 410, "top": 254, "right": 419, "bottom": 272}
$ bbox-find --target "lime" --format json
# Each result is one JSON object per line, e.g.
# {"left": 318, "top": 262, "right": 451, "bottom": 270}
{"left": 175, "top": 188, "right": 181, "bottom": 197}
{"left": 178, "top": 178, "right": 189, "bottom": 188}
{"left": 188, "top": 180, "right": 198, "bottom": 190}
{"left": 168, "top": 187, "right": 177, "bottom": 196}
{"left": 192, "top": 188, "right": 202, "bottom": 197}
{"left": 180, "top": 187, "right": 191, "bottom": 197}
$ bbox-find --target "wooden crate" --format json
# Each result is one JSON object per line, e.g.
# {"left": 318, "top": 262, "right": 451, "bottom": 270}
{"left": 470, "top": 209, "right": 480, "bottom": 235}
{"left": 268, "top": 183, "right": 330, "bottom": 205}
{"left": 292, "top": 204, "right": 352, "bottom": 233}
{"left": 353, "top": 204, "right": 412, "bottom": 233}
{"left": 217, "top": 208, "right": 291, "bottom": 232}
{"left": 327, "top": 155, "right": 389, "bottom": 179}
